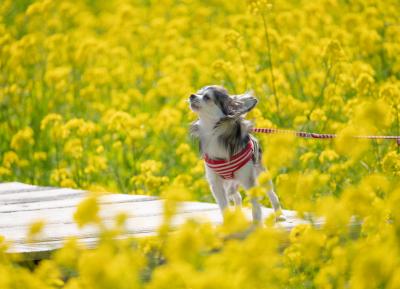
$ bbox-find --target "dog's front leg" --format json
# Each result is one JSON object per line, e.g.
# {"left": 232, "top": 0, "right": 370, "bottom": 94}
{"left": 226, "top": 183, "right": 241, "bottom": 207}
{"left": 266, "top": 179, "right": 281, "bottom": 212}
{"left": 235, "top": 163, "right": 263, "bottom": 224}
{"left": 210, "top": 179, "right": 228, "bottom": 215}
{"left": 206, "top": 168, "right": 229, "bottom": 214}
{"left": 264, "top": 179, "right": 286, "bottom": 221}
{"left": 250, "top": 197, "right": 262, "bottom": 224}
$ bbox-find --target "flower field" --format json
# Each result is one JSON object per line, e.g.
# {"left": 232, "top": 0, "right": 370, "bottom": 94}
{"left": 1, "top": 0, "right": 400, "bottom": 288}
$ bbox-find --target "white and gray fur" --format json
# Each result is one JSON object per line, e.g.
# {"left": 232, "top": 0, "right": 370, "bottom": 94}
{"left": 188, "top": 85, "right": 282, "bottom": 223}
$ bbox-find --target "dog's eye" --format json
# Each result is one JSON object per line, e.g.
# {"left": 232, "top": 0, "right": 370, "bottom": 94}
{"left": 203, "top": 94, "right": 210, "bottom": 101}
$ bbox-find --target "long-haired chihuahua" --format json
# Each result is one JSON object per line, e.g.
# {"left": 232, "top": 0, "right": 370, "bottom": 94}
{"left": 188, "top": 85, "right": 282, "bottom": 224}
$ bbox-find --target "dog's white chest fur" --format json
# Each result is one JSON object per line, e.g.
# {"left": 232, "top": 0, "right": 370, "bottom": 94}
{"left": 197, "top": 119, "right": 230, "bottom": 160}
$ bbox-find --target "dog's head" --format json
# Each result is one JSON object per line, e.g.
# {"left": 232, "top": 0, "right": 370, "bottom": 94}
{"left": 188, "top": 85, "right": 258, "bottom": 120}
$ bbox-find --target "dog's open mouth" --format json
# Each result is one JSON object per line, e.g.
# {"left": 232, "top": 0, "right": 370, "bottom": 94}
{"left": 189, "top": 101, "right": 200, "bottom": 111}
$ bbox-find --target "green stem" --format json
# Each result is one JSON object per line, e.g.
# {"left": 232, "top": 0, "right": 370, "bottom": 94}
{"left": 372, "top": 139, "right": 382, "bottom": 172}
{"left": 223, "top": 68, "right": 237, "bottom": 94}
{"left": 300, "top": 63, "right": 332, "bottom": 131}
{"left": 261, "top": 13, "right": 281, "bottom": 121}
{"left": 236, "top": 46, "right": 249, "bottom": 90}
{"left": 291, "top": 60, "right": 305, "bottom": 100}
{"left": 396, "top": 105, "right": 400, "bottom": 153}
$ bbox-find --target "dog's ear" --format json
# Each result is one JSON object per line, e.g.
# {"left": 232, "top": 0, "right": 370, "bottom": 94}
{"left": 232, "top": 91, "right": 258, "bottom": 115}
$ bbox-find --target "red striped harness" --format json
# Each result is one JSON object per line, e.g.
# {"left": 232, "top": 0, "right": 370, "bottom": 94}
{"left": 204, "top": 139, "right": 254, "bottom": 179}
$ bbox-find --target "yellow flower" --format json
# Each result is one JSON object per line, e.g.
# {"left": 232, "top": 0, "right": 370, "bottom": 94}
{"left": 140, "top": 160, "right": 163, "bottom": 175}
{"left": 0, "top": 166, "right": 11, "bottom": 176}
{"left": 73, "top": 195, "right": 100, "bottom": 228}
{"left": 219, "top": 207, "right": 250, "bottom": 236}
{"left": 294, "top": 115, "right": 307, "bottom": 126}
{"left": 358, "top": 28, "right": 381, "bottom": 55}
{"left": 257, "top": 170, "right": 272, "bottom": 186}
{"left": 175, "top": 143, "right": 190, "bottom": 156}
{"left": 26, "top": 0, "right": 52, "bottom": 16}
{"left": 310, "top": 108, "right": 327, "bottom": 122}
{"left": 323, "top": 39, "right": 345, "bottom": 65}
{"left": 379, "top": 83, "right": 400, "bottom": 106}
{"left": 33, "top": 151, "right": 47, "bottom": 161}
{"left": 388, "top": 268, "right": 400, "bottom": 289}
{"left": 96, "top": 145, "right": 104, "bottom": 154}
{"left": 289, "top": 224, "right": 312, "bottom": 243}
{"left": 224, "top": 30, "right": 241, "bottom": 49}
{"left": 40, "top": 113, "right": 66, "bottom": 141}
{"left": 63, "top": 138, "right": 83, "bottom": 159}
{"left": 350, "top": 244, "right": 397, "bottom": 289}
{"left": 50, "top": 167, "right": 72, "bottom": 185}
{"left": 263, "top": 134, "right": 296, "bottom": 172}
{"left": 353, "top": 99, "right": 393, "bottom": 132}
{"left": 176, "top": 143, "right": 197, "bottom": 165}
{"left": 280, "top": 35, "right": 298, "bottom": 58}
{"left": 319, "top": 149, "right": 339, "bottom": 163}
{"left": 248, "top": 0, "right": 273, "bottom": 15}
{"left": 60, "top": 178, "right": 77, "bottom": 188}
{"left": 44, "top": 66, "right": 71, "bottom": 86}
{"left": 83, "top": 67, "right": 110, "bottom": 85}
{"left": 334, "top": 125, "right": 370, "bottom": 159}
{"left": 10, "top": 127, "right": 34, "bottom": 150}
{"left": 112, "top": 140, "right": 122, "bottom": 150}
{"left": 248, "top": 186, "right": 264, "bottom": 198}
{"left": 2, "top": 151, "right": 19, "bottom": 168}
{"left": 53, "top": 238, "right": 80, "bottom": 269}
{"left": 316, "top": 196, "right": 351, "bottom": 235}
{"left": 382, "top": 151, "right": 400, "bottom": 175}
{"left": 65, "top": 118, "right": 98, "bottom": 137}
{"left": 34, "top": 259, "right": 64, "bottom": 287}
{"left": 212, "top": 59, "right": 232, "bottom": 77}
{"left": 104, "top": 110, "right": 135, "bottom": 134}
{"left": 355, "top": 72, "right": 374, "bottom": 97}
{"left": 27, "top": 220, "right": 45, "bottom": 241}
{"left": 300, "top": 151, "right": 317, "bottom": 165}
{"left": 160, "top": 184, "right": 192, "bottom": 223}
{"left": 114, "top": 212, "right": 128, "bottom": 228}
{"left": 172, "top": 174, "right": 192, "bottom": 187}
{"left": 18, "top": 159, "right": 29, "bottom": 167}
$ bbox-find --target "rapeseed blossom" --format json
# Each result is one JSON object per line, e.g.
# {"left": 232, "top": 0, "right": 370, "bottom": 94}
{"left": 10, "top": 127, "right": 35, "bottom": 151}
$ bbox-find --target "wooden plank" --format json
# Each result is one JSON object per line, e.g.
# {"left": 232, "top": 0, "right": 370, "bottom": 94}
{"left": 0, "top": 188, "right": 86, "bottom": 205}
{"left": 0, "top": 193, "right": 157, "bottom": 213}
{"left": 1, "top": 206, "right": 305, "bottom": 244}
{"left": 0, "top": 182, "right": 38, "bottom": 193}
{"left": 0, "top": 195, "right": 297, "bottom": 230}
{"left": 1, "top": 209, "right": 224, "bottom": 243}
{"left": 6, "top": 212, "right": 311, "bottom": 260}
{"left": 7, "top": 237, "right": 101, "bottom": 259}
{"left": 8, "top": 238, "right": 99, "bottom": 254}
{"left": 0, "top": 199, "right": 221, "bottom": 228}
{"left": 0, "top": 188, "right": 84, "bottom": 200}
{"left": 8, "top": 236, "right": 150, "bottom": 260}
{"left": 0, "top": 182, "right": 315, "bottom": 260}
{"left": 0, "top": 186, "right": 60, "bottom": 195}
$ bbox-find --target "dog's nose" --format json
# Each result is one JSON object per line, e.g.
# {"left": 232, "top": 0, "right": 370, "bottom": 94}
{"left": 190, "top": 94, "right": 196, "bottom": 101}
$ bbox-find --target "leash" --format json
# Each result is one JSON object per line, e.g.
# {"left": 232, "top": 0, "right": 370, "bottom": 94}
{"left": 251, "top": 128, "right": 400, "bottom": 146}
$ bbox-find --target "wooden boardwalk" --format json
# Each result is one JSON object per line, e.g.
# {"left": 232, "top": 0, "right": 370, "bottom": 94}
{"left": 0, "top": 182, "right": 313, "bottom": 259}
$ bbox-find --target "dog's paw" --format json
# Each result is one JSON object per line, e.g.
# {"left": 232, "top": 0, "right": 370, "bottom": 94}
{"left": 275, "top": 215, "right": 286, "bottom": 222}
{"left": 274, "top": 209, "right": 286, "bottom": 222}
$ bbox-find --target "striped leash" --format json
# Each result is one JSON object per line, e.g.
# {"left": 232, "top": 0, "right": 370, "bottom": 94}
{"left": 251, "top": 128, "right": 400, "bottom": 146}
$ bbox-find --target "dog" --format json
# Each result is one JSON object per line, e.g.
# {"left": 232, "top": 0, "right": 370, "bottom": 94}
{"left": 188, "top": 85, "right": 282, "bottom": 224}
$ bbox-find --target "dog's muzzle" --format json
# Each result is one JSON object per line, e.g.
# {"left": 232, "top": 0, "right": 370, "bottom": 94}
{"left": 189, "top": 94, "right": 200, "bottom": 110}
